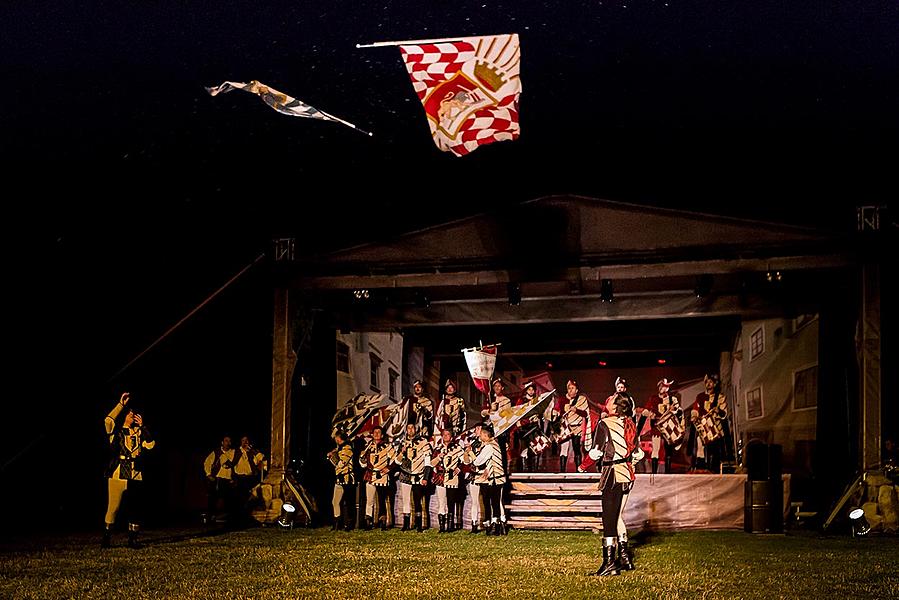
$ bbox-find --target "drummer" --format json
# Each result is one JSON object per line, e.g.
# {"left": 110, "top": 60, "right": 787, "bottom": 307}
{"left": 689, "top": 374, "right": 729, "bottom": 473}
{"left": 641, "top": 378, "right": 685, "bottom": 474}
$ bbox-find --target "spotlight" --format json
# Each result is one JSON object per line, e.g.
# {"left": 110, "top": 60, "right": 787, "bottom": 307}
{"left": 352, "top": 289, "right": 371, "bottom": 300}
{"left": 598, "top": 360, "right": 607, "bottom": 367}
{"left": 765, "top": 271, "right": 783, "bottom": 283}
{"left": 508, "top": 282, "right": 521, "bottom": 306}
{"left": 849, "top": 508, "right": 870, "bottom": 537}
{"left": 657, "top": 359, "right": 667, "bottom": 365}
{"left": 277, "top": 502, "right": 297, "bottom": 529}
{"left": 694, "top": 275, "right": 713, "bottom": 298}
{"left": 600, "top": 279, "right": 614, "bottom": 303}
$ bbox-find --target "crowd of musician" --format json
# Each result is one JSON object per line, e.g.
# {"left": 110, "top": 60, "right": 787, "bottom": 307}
{"left": 326, "top": 373, "right": 732, "bottom": 543}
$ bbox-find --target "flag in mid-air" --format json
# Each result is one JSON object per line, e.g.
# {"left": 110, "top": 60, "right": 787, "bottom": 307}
{"left": 206, "top": 80, "right": 372, "bottom": 135}
{"left": 398, "top": 34, "right": 521, "bottom": 156}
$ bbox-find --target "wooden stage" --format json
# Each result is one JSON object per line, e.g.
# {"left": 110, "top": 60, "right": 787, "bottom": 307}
{"left": 505, "top": 472, "right": 791, "bottom": 531}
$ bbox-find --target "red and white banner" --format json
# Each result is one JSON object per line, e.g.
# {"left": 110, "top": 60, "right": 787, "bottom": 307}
{"left": 399, "top": 34, "right": 521, "bottom": 156}
{"left": 463, "top": 344, "right": 498, "bottom": 396}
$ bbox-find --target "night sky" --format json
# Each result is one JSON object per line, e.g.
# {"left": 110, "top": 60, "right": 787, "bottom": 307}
{"left": 2, "top": 1, "right": 897, "bottom": 524}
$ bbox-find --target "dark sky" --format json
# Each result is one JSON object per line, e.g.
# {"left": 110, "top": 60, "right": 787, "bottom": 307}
{"left": 3, "top": 2, "right": 897, "bottom": 471}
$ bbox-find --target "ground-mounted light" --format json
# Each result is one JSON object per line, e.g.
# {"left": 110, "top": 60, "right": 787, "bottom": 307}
{"left": 277, "top": 502, "right": 297, "bottom": 529}
{"left": 849, "top": 508, "right": 870, "bottom": 537}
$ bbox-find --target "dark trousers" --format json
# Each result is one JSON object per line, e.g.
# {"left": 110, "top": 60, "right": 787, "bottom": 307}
{"left": 121, "top": 479, "right": 145, "bottom": 527}
{"left": 479, "top": 483, "right": 502, "bottom": 523}
{"left": 601, "top": 477, "right": 625, "bottom": 538}
{"left": 338, "top": 483, "right": 356, "bottom": 526}
{"left": 571, "top": 435, "right": 583, "bottom": 469}
{"left": 374, "top": 486, "right": 389, "bottom": 520}
{"left": 446, "top": 486, "right": 462, "bottom": 520}
{"left": 207, "top": 477, "right": 236, "bottom": 516}
{"left": 411, "top": 484, "right": 426, "bottom": 519}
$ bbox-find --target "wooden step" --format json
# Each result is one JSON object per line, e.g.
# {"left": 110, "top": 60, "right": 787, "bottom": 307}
{"left": 511, "top": 490, "right": 599, "bottom": 498}
{"left": 510, "top": 500, "right": 602, "bottom": 509}
{"left": 510, "top": 508, "right": 602, "bottom": 515}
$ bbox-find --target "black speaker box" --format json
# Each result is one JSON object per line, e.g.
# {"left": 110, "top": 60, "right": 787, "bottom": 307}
{"left": 746, "top": 443, "right": 782, "bottom": 481}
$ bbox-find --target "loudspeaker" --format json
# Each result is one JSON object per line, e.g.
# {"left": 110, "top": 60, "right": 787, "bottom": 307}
{"left": 744, "top": 478, "right": 784, "bottom": 533}
{"left": 746, "top": 443, "right": 782, "bottom": 481}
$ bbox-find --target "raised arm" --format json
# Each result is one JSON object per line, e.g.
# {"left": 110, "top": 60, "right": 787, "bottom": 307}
{"left": 105, "top": 392, "right": 129, "bottom": 435}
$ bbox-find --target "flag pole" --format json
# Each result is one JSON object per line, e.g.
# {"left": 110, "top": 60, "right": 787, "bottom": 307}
{"left": 460, "top": 342, "right": 502, "bottom": 353}
{"left": 319, "top": 110, "right": 374, "bottom": 136}
{"left": 356, "top": 36, "right": 474, "bottom": 49}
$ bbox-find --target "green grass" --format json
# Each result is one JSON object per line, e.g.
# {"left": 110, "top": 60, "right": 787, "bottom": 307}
{"left": 1, "top": 527, "right": 897, "bottom": 599}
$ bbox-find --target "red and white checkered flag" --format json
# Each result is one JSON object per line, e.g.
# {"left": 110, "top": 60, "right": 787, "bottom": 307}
{"left": 398, "top": 34, "right": 521, "bottom": 157}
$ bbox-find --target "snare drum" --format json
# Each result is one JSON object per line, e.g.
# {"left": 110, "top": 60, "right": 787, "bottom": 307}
{"left": 657, "top": 409, "right": 685, "bottom": 446}
{"left": 529, "top": 433, "right": 550, "bottom": 455}
{"left": 696, "top": 413, "right": 724, "bottom": 445}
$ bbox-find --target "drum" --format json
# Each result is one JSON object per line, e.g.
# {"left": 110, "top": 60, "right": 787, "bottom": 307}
{"left": 697, "top": 413, "right": 725, "bottom": 445}
{"left": 552, "top": 422, "right": 572, "bottom": 443}
{"left": 529, "top": 433, "right": 551, "bottom": 455}
{"left": 657, "top": 409, "right": 685, "bottom": 446}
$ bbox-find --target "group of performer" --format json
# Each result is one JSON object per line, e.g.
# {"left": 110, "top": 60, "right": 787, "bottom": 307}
{"left": 329, "top": 379, "right": 512, "bottom": 535}
{"left": 100, "top": 370, "right": 731, "bottom": 574}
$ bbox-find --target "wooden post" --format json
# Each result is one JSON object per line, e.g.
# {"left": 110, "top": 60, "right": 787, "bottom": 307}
{"left": 268, "top": 286, "right": 294, "bottom": 483}
{"left": 860, "top": 262, "right": 881, "bottom": 471}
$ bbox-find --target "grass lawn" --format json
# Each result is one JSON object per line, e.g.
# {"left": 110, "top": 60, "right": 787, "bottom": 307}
{"left": 1, "top": 526, "right": 897, "bottom": 599}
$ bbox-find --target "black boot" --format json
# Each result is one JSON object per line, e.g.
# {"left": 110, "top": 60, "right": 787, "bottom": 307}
{"left": 364, "top": 516, "right": 374, "bottom": 531}
{"left": 379, "top": 517, "right": 387, "bottom": 531}
{"left": 401, "top": 515, "right": 410, "bottom": 531}
{"left": 501, "top": 518, "right": 510, "bottom": 535}
{"left": 414, "top": 515, "right": 423, "bottom": 533}
{"left": 618, "top": 540, "right": 635, "bottom": 571}
{"left": 343, "top": 508, "right": 353, "bottom": 531}
{"left": 438, "top": 514, "right": 446, "bottom": 533}
{"left": 665, "top": 455, "right": 672, "bottom": 474}
{"left": 447, "top": 513, "right": 455, "bottom": 532}
{"left": 492, "top": 521, "right": 503, "bottom": 536}
{"left": 559, "top": 455, "right": 567, "bottom": 473}
{"left": 101, "top": 525, "right": 112, "bottom": 549}
{"left": 470, "top": 520, "right": 479, "bottom": 534}
{"left": 592, "top": 537, "right": 620, "bottom": 576}
{"left": 127, "top": 525, "right": 142, "bottom": 550}
{"left": 484, "top": 520, "right": 492, "bottom": 536}
{"left": 331, "top": 515, "right": 340, "bottom": 531}
{"left": 651, "top": 458, "right": 659, "bottom": 474}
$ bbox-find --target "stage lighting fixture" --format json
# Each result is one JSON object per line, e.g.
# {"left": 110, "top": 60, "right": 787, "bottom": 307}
{"left": 765, "top": 270, "right": 783, "bottom": 283}
{"left": 694, "top": 275, "right": 713, "bottom": 298}
{"left": 508, "top": 282, "right": 521, "bottom": 306}
{"left": 277, "top": 502, "right": 297, "bottom": 529}
{"left": 849, "top": 508, "right": 870, "bottom": 537}
{"left": 598, "top": 360, "right": 607, "bottom": 367}
{"left": 352, "top": 289, "right": 371, "bottom": 300}
{"left": 600, "top": 279, "right": 614, "bottom": 303}
{"left": 657, "top": 359, "right": 667, "bottom": 365}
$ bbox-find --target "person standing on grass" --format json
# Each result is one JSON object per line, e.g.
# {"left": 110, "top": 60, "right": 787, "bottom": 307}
{"left": 394, "top": 423, "right": 433, "bottom": 532}
{"left": 359, "top": 426, "right": 394, "bottom": 531}
{"left": 203, "top": 435, "right": 236, "bottom": 524}
{"left": 102, "top": 392, "right": 156, "bottom": 549}
{"left": 472, "top": 422, "right": 507, "bottom": 536}
{"left": 462, "top": 422, "right": 484, "bottom": 533}
{"left": 328, "top": 430, "right": 356, "bottom": 531}
{"left": 587, "top": 392, "right": 643, "bottom": 576}
{"left": 232, "top": 435, "right": 265, "bottom": 523}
